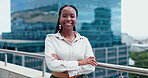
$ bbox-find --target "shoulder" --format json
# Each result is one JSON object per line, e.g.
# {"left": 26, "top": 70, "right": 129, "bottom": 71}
{"left": 81, "top": 36, "right": 88, "bottom": 41}
{"left": 75, "top": 32, "right": 88, "bottom": 40}
{"left": 45, "top": 33, "right": 63, "bottom": 41}
{"left": 45, "top": 33, "right": 58, "bottom": 40}
{"left": 46, "top": 34, "right": 56, "bottom": 37}
{"left": 46, "top": 33, "right": 60, "bottom": 38}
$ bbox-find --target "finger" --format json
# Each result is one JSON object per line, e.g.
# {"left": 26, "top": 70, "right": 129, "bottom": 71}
{"left": 91, "top": 62, "right": 97, "bottom": 66}
{"left": 92, "top": 60, "right": 97, "bottom": 64}
{"left": 90, "top": 60, "right": 98, "bottom": 66}
{"left": 90, "top": 62, "right": 96, "bottom": 66}
{"left": 51, "top": 53, "right": 56, "bottom": 56}
{"left": 93, "top": 61, "right": 98, "bottom": 66}
{"left": 51, "top": 53, "right": 59, "bottom": 59}
{"left": 52, "top": 54, "right": 57, "bottom": 57}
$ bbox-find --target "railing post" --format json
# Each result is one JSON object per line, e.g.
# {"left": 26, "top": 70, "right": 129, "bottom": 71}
{"left": 93, "top": 48, "right": 96, "bottom": 78}
{"left": 119, "top": 72, "right": 124, "bottom": 78}
{"left": 116, "top": 46, "right": 119, "bottom": 65}
{"left": 117, "top": 47, "right": 120, "bottom": 75}
{"left": 13, "top": 54, "right": 16, "bottom": 64}
{"left": 126, "top": 46, "right": 129, "bottom": 66}
{"left": 22, "top": 55, "right": 25, "bottom": 66}
{"left": 105, "top": 48, "right": 108, "bottom": 77}
{"left": 5, "top": 53, "right": 7, "bottom": 66}
{"left": 42, "top": 59, "right": 46, "bottom": 77}
{"left": 13, "top": 47, "right": 17, "bottom": 64}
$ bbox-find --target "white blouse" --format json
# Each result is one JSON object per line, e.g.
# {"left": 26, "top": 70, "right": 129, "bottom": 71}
{"left": 45, "top": 32, "right": 95, "bottom": 77}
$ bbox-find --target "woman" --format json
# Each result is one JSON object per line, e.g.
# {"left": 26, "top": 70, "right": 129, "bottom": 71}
{"left": 45, "top": 5, "right": 97, "bottom": 78}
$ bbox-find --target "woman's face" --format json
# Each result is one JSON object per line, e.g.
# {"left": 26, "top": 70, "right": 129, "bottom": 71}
{"left": 60, "top": 6, "right": 77, "bottom": 31}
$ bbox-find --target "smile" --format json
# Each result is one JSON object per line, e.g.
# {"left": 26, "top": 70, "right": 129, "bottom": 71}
{"left": 65, "top": 23, "right": 72, "bottom": 25}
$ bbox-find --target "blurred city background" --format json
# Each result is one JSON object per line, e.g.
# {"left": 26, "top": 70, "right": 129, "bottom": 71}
{"left": 0, "top": 0, "right": 148, "bottom": 78}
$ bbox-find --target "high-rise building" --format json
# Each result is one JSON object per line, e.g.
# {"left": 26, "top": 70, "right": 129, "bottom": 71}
{"left": 81, "top": 7, "right": 113, "bottom": 48}
{"left": 0, "top": 0, "right": 129, "bottom": 78}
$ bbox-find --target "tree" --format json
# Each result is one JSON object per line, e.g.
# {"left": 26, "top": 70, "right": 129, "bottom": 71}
{"left": 129, "top": 50, "right": 148, "bottom": 78}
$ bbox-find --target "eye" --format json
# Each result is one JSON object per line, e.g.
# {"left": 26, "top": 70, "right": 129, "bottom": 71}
{"left": 71, "top": 14, "right": 75, "bottom": 18}
{"left": 62, "top": 14, "right": 67, "bottom": 18}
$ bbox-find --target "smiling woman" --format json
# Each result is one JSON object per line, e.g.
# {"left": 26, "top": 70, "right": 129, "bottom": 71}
{"left": 45, "top": 5, "right": 97, "bottom": 78}
{"left": 0, "top": 0, "right": 10, "bottom": 35}
{"left": 55, "top": 5, "right": 78, "bottom": 33}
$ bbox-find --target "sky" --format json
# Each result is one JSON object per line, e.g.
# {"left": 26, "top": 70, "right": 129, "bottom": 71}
{"left": 0, "top": 0, "right": 148, "bottom": 38}
{"left": 0, "top": 0, "right": 10, "bottom": 34}
{"left": 122, "top": 0, "right": 148, "bottom": 38}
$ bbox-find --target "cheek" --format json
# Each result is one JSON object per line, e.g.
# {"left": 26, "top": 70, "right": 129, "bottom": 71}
{"left": 73, "top": 19, "right": 77, "bottom": 24}
{"left": 59, "top": 18, "right": 64, "bottom": 24}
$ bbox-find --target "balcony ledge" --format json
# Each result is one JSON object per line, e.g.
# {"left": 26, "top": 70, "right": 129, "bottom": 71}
{"left": 0, "top": 61, "right": 51, "bottom": 78}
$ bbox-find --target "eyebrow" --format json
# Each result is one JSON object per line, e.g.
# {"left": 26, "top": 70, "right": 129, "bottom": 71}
{"left": 62, "top": 12, "right": 75, "bottom": 15}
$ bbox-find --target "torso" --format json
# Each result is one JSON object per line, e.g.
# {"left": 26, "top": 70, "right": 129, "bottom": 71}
{"left": 47, "top": 32, "right": 87, "bottom": 61}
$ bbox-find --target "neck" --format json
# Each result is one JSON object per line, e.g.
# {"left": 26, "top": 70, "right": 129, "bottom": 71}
{"left": 61, "top": 30, "right": 75, "bottom": 38}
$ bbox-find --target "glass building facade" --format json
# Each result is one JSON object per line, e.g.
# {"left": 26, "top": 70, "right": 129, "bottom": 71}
{"left": 0, "top": 0, "right": 129, "bottom": 78}
{"left": 3, "top": 0, "right": 121, "bottom": 46}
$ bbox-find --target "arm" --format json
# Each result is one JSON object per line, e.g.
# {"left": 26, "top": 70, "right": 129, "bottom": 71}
{"left": 68, "top": 38, "right": 97, "bottom": 76}
{"left": 45, "top": 36, "right": 79, "bottom": 72}
{"left": 78, "top": 38, "right": 97, "bottom": 74}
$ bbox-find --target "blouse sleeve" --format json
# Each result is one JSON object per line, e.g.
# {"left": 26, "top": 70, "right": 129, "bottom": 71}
{"left": 79, "top": 38, "right": 95, "bottom": 74}
{"left": 45, "top": 36, "right": 79, "bottom": 73}
{"left": 68, "top": 38, "right": 95, "bottom": 76}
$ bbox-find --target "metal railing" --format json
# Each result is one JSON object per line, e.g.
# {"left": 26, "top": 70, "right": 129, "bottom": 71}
{"left": 0, "top": 49, "right": 148, "bottom": 77}
{"left": 96, "top": 62, "right": 148, "bottom": 76}
{"left": 0, "top": 49, "right": 45, "bottom": 77}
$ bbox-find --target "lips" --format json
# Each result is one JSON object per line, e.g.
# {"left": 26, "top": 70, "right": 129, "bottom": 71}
{"left": 65, "top": 23, "right": 72, "bottom": 26}
{"left": 64, "top": 22, "right": 73, "bottom": 26}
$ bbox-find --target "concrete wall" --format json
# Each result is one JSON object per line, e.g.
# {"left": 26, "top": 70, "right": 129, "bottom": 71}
{"left": 0, "top": 61, "right": 51, "bottom": 78}
{"left": 0, "top": 68, "right": 27, "bottom": 78}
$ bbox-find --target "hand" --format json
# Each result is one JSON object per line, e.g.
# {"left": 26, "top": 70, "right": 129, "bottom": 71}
{"left": 51, "top": 53, "right": 59, "bottom": 60}
{"left": 78, "top": 57, "right": 97, "bottom": 66}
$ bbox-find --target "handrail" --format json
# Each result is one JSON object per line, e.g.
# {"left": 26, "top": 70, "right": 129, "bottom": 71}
{"left": 0, "top": 49, "right": 45, "bottom": 59}
{"left": 96, "top": 62, "right": 148, "bottom": 76}
{"left": 0, "top": 49, "right": 45, "bottom": 77}
{"left": 0, "top": 49, "right": 148, "bottom": 77}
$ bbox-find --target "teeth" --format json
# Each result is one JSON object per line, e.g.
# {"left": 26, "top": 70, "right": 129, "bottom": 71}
{"left": 66, "top": 23, "right": 71, "bottom": 25}
{"left": 65, "top": 23, "right": 72, "bottom": 24}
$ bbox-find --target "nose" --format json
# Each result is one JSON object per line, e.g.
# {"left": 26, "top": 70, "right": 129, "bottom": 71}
{"left": 66, "top": 16, "right": 71, "bottom": 21}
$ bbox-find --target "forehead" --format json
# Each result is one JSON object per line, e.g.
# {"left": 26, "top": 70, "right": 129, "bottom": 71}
{"left": 61, "top": 6, "right": 76, "bottom": 14}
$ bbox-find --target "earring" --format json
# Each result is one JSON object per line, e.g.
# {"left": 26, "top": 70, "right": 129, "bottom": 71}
{"left": 58, "top": 25, "right": 61, "bottom": 33}
{"left": 59, "top": 25, "right": 61, "bottom": 30}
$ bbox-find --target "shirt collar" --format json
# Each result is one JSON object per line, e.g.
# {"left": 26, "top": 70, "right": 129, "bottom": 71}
{"left": 55, "top": 31, "right": 85, "bottom": 40}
